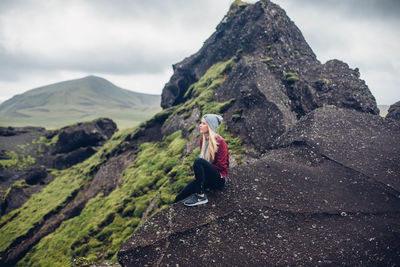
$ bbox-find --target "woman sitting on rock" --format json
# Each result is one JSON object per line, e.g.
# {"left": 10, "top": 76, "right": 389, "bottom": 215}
{"left": 174, "top": 114, "right": 229, "bottom": 206}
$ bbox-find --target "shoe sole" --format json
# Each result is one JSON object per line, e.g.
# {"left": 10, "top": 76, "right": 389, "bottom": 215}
{"left": 184, "top": 199, "right": 208, "bottom": 207}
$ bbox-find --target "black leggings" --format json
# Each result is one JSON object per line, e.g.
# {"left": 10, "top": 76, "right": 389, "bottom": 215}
{"left": 174, "top": 158, "right": 225, "bottom": 203}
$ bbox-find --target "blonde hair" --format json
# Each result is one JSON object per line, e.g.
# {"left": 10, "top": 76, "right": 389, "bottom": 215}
{"left": 200, "top": 126, "right": 220, "bottom": 162}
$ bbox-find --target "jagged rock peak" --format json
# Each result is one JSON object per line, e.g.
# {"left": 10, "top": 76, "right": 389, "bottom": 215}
{"left": 161, "top": 0, "right": 378, "bottom": 117}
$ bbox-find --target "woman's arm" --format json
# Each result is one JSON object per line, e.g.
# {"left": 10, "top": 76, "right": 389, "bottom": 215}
{"left": 213, "top": 137, "right": 229, "bottom": 177}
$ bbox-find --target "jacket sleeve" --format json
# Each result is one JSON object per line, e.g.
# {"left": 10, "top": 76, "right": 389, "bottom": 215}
{"left": 213, "top": 137, "right": 229, "bottom": 177}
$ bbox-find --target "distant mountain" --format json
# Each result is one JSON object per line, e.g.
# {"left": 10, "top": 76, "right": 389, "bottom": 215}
{"left": 0, "top": 76, "right": 161, "bottom": 129}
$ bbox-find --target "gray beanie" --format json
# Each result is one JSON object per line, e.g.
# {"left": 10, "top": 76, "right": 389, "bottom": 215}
{"left": 203, "top": 114, "right": 223, "bottom": 131}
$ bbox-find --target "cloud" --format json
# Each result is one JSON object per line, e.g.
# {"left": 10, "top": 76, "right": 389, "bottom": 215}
{"left": 290, "top": 0, "right": 400, "bottom": 20}
{"left": 0, "top": 0, "right": 398, "bottom": 105}
{"left": 0, "top": 0, "right": 247, "bottom": 101}
{"left": 0, "top": 0, "right": 240, "bottom": 76}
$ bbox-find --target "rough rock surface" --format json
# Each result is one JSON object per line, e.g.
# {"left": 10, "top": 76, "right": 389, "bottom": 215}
{"left": 386, "top": 101, "right": 400, "bottom": 121}
{"left": 0, "top": 167, "right": 51, "bottom": 215}
{"left": 46, "top": 118, "right": 117, "bottom": 169}
{"left": 118, "top": 107, "right": 400, "bottom": 266}
{"left": 161, "top": 1, "right": 378, "bottom": 118}
{"left": 118, "top": 1, "right": 397, "bottom": 265}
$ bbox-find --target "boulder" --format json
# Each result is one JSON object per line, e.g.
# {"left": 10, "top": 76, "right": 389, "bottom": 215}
{"left": 52, "top": 147, "right": 98, "bottom": 170}
{"left": 51, "top": 118, "right": 117, "bottom": 155}
{"left": 118, "top": 107, "right": 400, "bottom": 266}
{"left": 386, "top": 101, "right": 400, "bottom": 121}
{"left": 1, "top": 167, "right": 49, "bottom": 215}
{"left": 23, "top": 166, "right": 48, "bottom": 185}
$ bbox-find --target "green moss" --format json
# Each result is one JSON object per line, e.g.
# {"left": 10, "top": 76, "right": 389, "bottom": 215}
{"left": 183, "top": 57, "right": 236, "bottom": 100}
{"left": 33, "top": 133, "right": 59, "bottom": 148}
{"left": 232, "top": 114, "right": 242, "bottom": 122}
{"left": 231, "top": 109, "right": 243, "bottom": 122}
{"left": 284, "top": 72, "right": 299, "bottom": 84}
{"left": 216, "top": 123, "right": 245, "bottom": 156}
{"left": 174, "top": 57, "right": 237, "bottom": 121}
{"left": 15, "top": 130, "right": 192, "bottom": 266}
{"left": 0, "top": 150, "right": 36, "bottom": 170}
{"left": 261, "top": 57, "right": 272, "bottom": 63}
{"left": 188, "top": 125, "right": 196, "bottom": 133}
{"left": 320, "top": 78, "right": 330, "bottom": 84}
{"left": 0, "top": 125, "right": 143, "bottom": 258}
{"left": 2, "top": 180, "right": 32, "bottom": 203}
{"left": 228, "top": 0, "right": 251, "bottom": 17}
{"left": 3, "top": 56, "right": 246, "bottom": 266}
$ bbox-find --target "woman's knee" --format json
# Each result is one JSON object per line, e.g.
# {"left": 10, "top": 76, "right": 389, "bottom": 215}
{"left": 193, "top": 158, "right": 207, "bottom": 166}
{"left": 194, "top": 157, "right": 204, "bottom": 165}
{"left": 193, "top": 157, "right": 205, "bottom": 169}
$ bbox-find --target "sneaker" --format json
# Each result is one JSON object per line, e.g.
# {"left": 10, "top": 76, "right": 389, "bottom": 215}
{"left": 184, "top": 194, "right": 208, "bottom": 207}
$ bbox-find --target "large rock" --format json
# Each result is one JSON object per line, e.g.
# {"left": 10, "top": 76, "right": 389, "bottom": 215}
{"left": 50, "top": 118, "right": 116, "bottom": 155}
{"left": 386, "top": 101, "right": 400, "bottom": 121}
{"left": 1, "top": 167, "right": 48, "bottom": 214}
{"left": 118, "top": 107, "right": 400, "bottom": 266}
{"left": 45, "top": 118, "right": 117, "bottom": 169}
{"left": 161, "top": 0, "right": 378, "bottom": 155}
{"left": 161, "top": 1, "right": 378, "bottom": 118}
{"left": 118, "top": 0, "right": 390, "bottom": 266}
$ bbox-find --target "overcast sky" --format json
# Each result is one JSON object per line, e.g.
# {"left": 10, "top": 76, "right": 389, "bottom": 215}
{"left": 0, "top": 0, "right": 399, "bottom": 105}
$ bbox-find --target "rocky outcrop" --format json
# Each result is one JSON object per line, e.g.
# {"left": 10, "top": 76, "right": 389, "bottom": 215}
{"left": 161, "top": 0, "right": 378, "bottom": 154}
{"left": 0, "top": 166, "right": 50, "bottom": 215}
{"left": 386, "top": 101, "right": 400, "bottom": 121}
{"left": 46, "top": 118, "right": 117, "bottom": 169}
{"left": 118, "top": 1, "right": 397, "bottom": 266}
{"left": 161, "top": 1, "right": 378, "bottom": 117}
{"left": 0, "top": 118, "right": 117, "bottom": 217}
{"left": 118, "top": 107, "right": 400, "bottom": 266}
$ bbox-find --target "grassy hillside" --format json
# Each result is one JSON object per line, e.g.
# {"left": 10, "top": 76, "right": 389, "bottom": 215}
{"left": 0, "top": 76, "right": 161, "bottom": 129}
{"left": 0, "top": 57, "right": 243, "bottom": 266}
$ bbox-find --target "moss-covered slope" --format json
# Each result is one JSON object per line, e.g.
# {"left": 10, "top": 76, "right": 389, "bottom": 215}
{"left": 0, "top": 57, "right": 244, "bottom": 266}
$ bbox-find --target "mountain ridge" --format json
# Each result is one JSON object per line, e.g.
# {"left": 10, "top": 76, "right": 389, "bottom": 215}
{"left": 0, "top": 76, "right": 161, "bottom": 129}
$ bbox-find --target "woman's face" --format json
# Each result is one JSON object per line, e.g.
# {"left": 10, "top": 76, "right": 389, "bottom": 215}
{"left": 199, "top": 118, "right": 209, "bottom": 134}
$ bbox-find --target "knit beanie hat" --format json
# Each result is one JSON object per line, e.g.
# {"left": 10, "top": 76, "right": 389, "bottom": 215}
{"left": 203, "top": 114, "right": 223, "bottom": 132}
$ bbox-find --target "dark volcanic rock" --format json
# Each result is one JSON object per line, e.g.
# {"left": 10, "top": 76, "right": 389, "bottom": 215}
{"left": 1, "top": 167, "right": 50, "bottom": 215}
{"left": 386, "top": 101, "right": 400, "bottom": 121}
{"left": 53, "top": 146, "right": 97, "bottom": 170}
{"left": 45, "top": 118, "right": 117, "bottom": 169}
{"left": 0, "top": 126, "right": 46, "bottom": 137}
{"left": 118, "top": 107, "right": 400, "bottom": 266}
{"left": 23, "top": 166, "right": 47, "bottom": 185}
{"left": 119, "top": 2, "right": 391, "bottom": 265}
{"left": 161, "top": 0, "right": 378, "bottom": 117}
{"left": 51, "top": 118, "right": 116, "bottom": 155}
{"left": 215, "top": 55, "right": 297, "bottom": 152}
{"left": 275, "top": 106, "right": 400, "bottom": 191}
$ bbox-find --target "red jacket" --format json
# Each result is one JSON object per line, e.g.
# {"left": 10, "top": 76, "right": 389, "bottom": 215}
{"left": 200, "top": 135, "right": 229, "bottom": 178}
